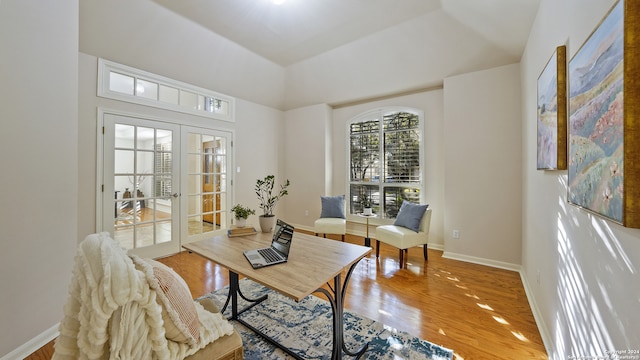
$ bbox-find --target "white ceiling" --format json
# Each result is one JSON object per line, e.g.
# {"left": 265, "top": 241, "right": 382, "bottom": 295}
{"left": 151, "top": 0, "right": 541, "bottom": 67}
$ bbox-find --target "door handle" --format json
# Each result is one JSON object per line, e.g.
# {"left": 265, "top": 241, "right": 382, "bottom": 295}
{"left": 172, "top": 193, "right": 179, "bottom": 198}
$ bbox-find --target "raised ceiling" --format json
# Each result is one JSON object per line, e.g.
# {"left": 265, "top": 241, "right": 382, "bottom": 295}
{"left": 151, "top": 0, "right": 540, "bottom": 67}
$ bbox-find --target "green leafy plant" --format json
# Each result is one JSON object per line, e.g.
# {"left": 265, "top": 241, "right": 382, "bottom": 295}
{"left": 230, "top": 204, "right": 255, "bottom": 219}
{"left": 358, "top": 193, "right": 372, "bottom": 208}
{"left": 255, "top": 175, "right": 290, "bottom": 217}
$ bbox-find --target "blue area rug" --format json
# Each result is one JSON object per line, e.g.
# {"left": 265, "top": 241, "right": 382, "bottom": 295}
{"left": 198, "top": 279, "right": 453, "bottom": 360}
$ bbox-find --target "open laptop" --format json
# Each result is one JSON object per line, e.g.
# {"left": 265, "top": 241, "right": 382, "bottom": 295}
{"left": 243, "top": 219, "right": 294, "bottom": 269}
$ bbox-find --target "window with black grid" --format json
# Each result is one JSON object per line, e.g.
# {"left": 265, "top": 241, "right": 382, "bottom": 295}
{"left": 348, "top": 109, "right": 423, "bottom": 219}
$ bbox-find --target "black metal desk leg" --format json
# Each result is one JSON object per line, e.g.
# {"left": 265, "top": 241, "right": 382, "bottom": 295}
{"left": 221, "top": 271, "right": 267, "bottom": 319}
{"left": 315, "top": 262, "right": 369, "bottom": 359}
{"left": 229, "top": 272, "right": 239, "bottom": 319}
{"left": 332, "top": 273, "right": 345, "bottom": 360}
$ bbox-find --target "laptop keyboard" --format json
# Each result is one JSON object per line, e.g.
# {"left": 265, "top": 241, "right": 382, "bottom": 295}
{"left": 258, "top": 248, "right": 282, "bottom": 263}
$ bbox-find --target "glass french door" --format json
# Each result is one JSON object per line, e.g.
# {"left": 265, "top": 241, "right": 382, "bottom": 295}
{"left": 181, "top": 126, "right": 231, "bottom": 245}
{"left": 101, "top": 113, "right": 233, "bottom": 258}
{"left": 102, "top": 114, "right": 181, "bottom": 258}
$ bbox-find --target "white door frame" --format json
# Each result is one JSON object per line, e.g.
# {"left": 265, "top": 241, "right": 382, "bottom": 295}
{"left": 96, "top": 108, "right": 234, "bottom": 258}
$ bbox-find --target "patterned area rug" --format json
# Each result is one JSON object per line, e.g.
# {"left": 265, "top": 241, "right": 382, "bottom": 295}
{"left": 198, "top": 279, "right": 453, "bottom": 359}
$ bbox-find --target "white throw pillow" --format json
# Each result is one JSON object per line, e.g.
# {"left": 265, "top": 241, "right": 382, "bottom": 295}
{"left": 144, "top": 258, "right": 200, "bottom": 345}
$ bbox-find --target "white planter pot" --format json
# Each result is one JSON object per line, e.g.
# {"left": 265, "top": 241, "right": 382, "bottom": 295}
{"left": 259, "top": 215, "right": 276, "bottom": 233}
{"left": 363, "top": 208, "right": 373, "bottom": 216}
{"left": 236, "top": 218, "right": 247, "bottom": 228}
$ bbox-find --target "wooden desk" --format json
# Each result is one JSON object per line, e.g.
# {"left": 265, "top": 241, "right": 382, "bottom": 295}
{"left": 183, "top": 231, "right": 372, "bottom": 360}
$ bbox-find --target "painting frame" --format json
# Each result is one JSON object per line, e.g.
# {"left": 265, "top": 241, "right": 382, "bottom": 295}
{"left": 568, "top": 0, "right": 640, "bottom": 228}
{"left": 537, "top": 45, "right": 567, "bottom": 170}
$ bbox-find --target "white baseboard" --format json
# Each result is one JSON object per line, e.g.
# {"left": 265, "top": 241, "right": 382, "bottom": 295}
{"left": 1, "top": 323, "right": 58, "bottom": 360}
{"left": 519, "top": 270, "right": 554, "bottom": 358}
{"left": 427, "top": 243, "right": 444, "bottom": 252}
{"left": 442, "top": 251, "right": 521, "bottom": 272}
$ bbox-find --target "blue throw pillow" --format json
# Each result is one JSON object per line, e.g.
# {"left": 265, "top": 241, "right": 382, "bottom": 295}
{"left": 393, "top": 201, "right": 428, "bottom": 232}
{"left": 320, "top": 195, "right": 346, "bottom": 219}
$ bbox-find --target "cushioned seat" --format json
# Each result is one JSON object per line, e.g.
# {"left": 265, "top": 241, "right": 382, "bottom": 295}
{"left": 186, "top": 298, "right": 243, "bottom": 360}
{"left": 376, "top": 204, "right": 431, "bottom": 269}
{"left": 314, "top": 195, "right": 346, "bottom": 241}
{"left": 315, "top": 218, "right": 347, "bottom": 241}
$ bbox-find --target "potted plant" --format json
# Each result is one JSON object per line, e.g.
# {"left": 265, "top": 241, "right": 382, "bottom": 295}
{"left": 230, "top": 204, "right": 255, "bottom": 228}
{"left": 255, "top": 175, "right": 290, "bottom": 232}
{"left": 359, "top": 193, "right": 373, "bottom": 216}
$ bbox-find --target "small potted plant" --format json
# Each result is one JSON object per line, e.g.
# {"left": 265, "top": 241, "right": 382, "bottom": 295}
{"left": 359, "top": 194, "right": 373, "bottom": 216}
{"left": 255, "top": 175, "right": 290, "bottom": 232}
{"left": 230, "top": 204, "right": 255, "bottom": 228}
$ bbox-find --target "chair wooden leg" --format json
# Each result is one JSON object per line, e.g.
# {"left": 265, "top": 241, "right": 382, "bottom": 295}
{"left": 423, "top": 245, "right": 428, "bottom": 260}
{"left": 323, "top": 234, "right": 326, "bottom": 238}
{"left": 341, "top": 234, "right": 345, "bottom": 242}
{"left": 376, "top": 241, "right": 380, "bottom": 257}
{"left": 399, "top": 249, "right": 404, "bottom": 268}
{"left": 315, "top": 233, "right": 318, "bottom": 237}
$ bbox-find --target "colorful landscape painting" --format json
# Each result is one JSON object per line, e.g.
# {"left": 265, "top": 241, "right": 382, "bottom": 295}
{"left": 537, "top": 46, "right": 565, "bottom": 170}
{"left": 568, "top": 0, "right": 624, "bottom": 222}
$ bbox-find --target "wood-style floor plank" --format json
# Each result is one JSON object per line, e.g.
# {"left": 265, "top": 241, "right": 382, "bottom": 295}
{"left": 26, "top": 232, "right": 547, "bottom": 360}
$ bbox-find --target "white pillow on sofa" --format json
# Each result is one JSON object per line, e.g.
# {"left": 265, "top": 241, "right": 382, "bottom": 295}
{"left": 144, "top": 258, "right": 201, "bottom": 345}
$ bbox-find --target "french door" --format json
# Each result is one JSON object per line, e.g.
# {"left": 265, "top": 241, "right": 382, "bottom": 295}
{"left": 101, "top": 113, "right": 232, "bottom": 258}
{"left": 180, "top": 126, "right": 231, "bottom": 245}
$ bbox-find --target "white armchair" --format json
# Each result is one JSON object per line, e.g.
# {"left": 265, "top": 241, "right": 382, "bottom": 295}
{"left": 314, "top": 195, "right": 346, "bottom": 242}
{"left": 375, "top": 207, "right": 431, "bottom": 268}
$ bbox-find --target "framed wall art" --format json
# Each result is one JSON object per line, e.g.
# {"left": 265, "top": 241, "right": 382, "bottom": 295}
{"left": 568, "top": 0, "right": 640, "bottom": 228}
{"left": 537, "top": 45, "right": 567, "bottom": 170}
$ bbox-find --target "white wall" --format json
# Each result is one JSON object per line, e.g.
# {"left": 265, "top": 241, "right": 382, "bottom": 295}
{"left": 442, "top": 64, "right": 523, "bottom": 269}
{"left": 232, "top": 98, "right": 286, "bottom": 224}
{"left": 0, "top": 0, "right": 78, "bottom": 357}
{"left": 282, "top": 104, "right": 333, "bottom": 227}
{"left": 522, "top": 0, "right": 640, "bottom": 357}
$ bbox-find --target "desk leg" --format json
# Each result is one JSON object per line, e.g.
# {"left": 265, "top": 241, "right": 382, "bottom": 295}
{"left": 315, "top": 261, "right": 369, "bottom": 360}
{"left": 221, "top": 271, "right": 268, "bottom": 319}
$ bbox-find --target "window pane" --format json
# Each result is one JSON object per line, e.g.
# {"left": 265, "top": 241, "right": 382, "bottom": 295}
{"left": 159, "top": 85, "right": 179, "bottom": 104}
{"left": 137, "top": 127, "right": 155, "bottom": 150}
{"left": 383, "top": 187, "right": 420, "bottom": 218}
{"left": 136, "top": 151, "right": 154, "bottom": 175}
{"left": 155, "top": 175, "right": 172, "bottom": 197}
{"left": 350, "top": 184, "right": 379, "bottom": 214}
{"left": 115, "top": 124, "right": 135, "bottom": 148}
{"left": 109, "top": 72, "right": 134, "bottom": 95}
{"left": 114, "top": 150, "right": 134, "bottom": 174}
{"left": 188, "top": 154, "right": 201, "bottom": 174}
{"left": 215, "top": 99, "right": 229, "bottom": 115}
{"left": 180, "top": 90, "right": 198, "bottom": 109}
{"left": 384, "top": 112, "right": 420, "bottom": 183}
{"left": 157, "top": 129, "right": 172, "bottom": 145}
{"left": 136, "top": 79, "right": 158, "bottom": 100}
{"left": 188, "top": 195, "right": 202, "bottom": 216}
{"left": 349, "top": 120, "right": 380, "bottom": 182}
{"left": 188, "top": 215, "right": 203, "bottom": 235}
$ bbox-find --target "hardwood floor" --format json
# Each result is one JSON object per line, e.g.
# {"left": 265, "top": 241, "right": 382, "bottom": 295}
{"left": 26, "top": 232, "right": 547, "bottom": 360}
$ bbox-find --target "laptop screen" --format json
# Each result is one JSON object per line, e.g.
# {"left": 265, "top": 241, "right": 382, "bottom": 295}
{"left": 271, "top": 219, "right": 294, "bottom": 257}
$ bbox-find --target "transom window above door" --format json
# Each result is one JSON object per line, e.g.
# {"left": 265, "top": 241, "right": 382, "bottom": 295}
{"left": 98, "top": 58, "right": 235, "bottom": 122}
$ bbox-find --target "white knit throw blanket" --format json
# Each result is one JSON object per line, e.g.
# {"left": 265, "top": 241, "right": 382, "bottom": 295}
{"left": 52, "top": 233, "right": 234, "bottom": 360}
